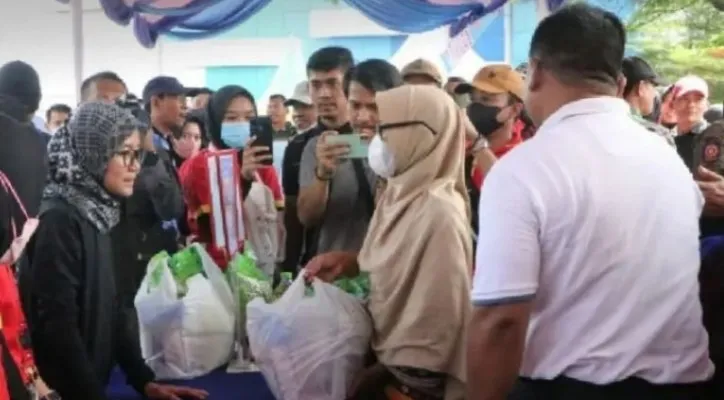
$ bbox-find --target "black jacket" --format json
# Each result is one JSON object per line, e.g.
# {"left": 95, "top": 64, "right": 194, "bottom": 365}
{"left": 18, "top": 199, "right": 154, "bottom": 400}
{"left": 0, "top": 95, "right": 48, "bottom": 252}
{"left": 112, "top": 151, "right": 185, "bottom": 308}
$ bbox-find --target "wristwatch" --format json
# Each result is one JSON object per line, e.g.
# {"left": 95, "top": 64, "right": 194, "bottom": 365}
{"left": 314, "top": 165, "right": 333, "bottom": 181}
{"left": 471, "top": 136, "right": 490, "bottom": 153}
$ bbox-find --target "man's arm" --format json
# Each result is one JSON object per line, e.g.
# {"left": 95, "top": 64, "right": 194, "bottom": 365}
{"left": 297, "top": 138, "right": 329, "bottom": 226}
{"left": 467, "top": 163, "right": 540, "bottom": 400}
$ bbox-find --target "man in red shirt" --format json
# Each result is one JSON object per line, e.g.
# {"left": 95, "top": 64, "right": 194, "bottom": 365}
{"left": 456, "top": 64, "right": 527, "bottom": 188}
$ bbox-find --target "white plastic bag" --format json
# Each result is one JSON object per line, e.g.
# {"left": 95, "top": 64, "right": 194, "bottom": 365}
{"left": 247, "top": 274, "right": 372, "bottom": 400}
{"left": 135, "top": 243, "right": 236, "bottom": 379}
{"left": 243, "top": 178, "right": 284, "bottom": 278}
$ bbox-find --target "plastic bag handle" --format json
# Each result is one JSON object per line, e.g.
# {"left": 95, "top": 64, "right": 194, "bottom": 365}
{"left": 0, "top": 171, "right": 29, "bottom": 240}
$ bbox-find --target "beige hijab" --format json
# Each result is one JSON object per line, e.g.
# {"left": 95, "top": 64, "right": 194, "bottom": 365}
{"left": 358, "top": 85, "right": 473, "bottom": 400}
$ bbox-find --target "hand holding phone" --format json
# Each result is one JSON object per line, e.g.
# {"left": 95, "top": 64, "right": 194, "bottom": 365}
{"left": 250, "top": 117, "right": 275, "bottom": 166}
{"left": 326, "top": 133, "right": 368, "bottom": 159}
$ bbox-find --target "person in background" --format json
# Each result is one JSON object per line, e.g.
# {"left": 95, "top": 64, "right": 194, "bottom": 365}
{"left": 0, "top": 59, "right": 53, "bottom": 400}
{"left": 659, "top": 85, "right": 678, "bottom": 129}
{"left": 179, "top": 85, "right": 283, "bottom": 268}
{"left": 45, "top": 103, "right": 71, "bottom": 134}
{"left": 621, "top": 56, "right": 674, "bottom": 146}
{"left": 445, "top": 76, "right": 471, "bottom": 108}
{"left": 400, "top": 58, "right": 443, "bottom": 87}
{"left": 468, "top": 4, "right": 713, "bottom": 399}
{"left": 0, "top": 60, "right": 48, "bottom": 239}
{"left": 673, "top": 75, "right": 710, "bottom": 170}
{"left": 142, "top": 76, "right": 189, "bottom": 243}
{"left": 704, "top": 105, "right": 723, "bottom": 123}
{"left": 267, "top": 94, "right": 296, "bottom": 140}
{"left": 454, "top": 64, "right": 525, "bottom": 239}
{"left": 298, "top": 56, "right": 402, "bottom": 264}
{"left": 19, "top": 102, "right": 207, "bottom": 400}
{"left": 280, "top": 81, "right": 316, "bottom": 276}
{"left": 456, "top": 64, "right": 525, "bottom": 185}
{"left": 284, "top": 81, "right": 316, "bottom": 132}
{"left": 170, "top": 111, "right": 205, "bottom": 166}
{"left": 294, "top": 47, "right": 355, "bottom": 266}
{"left": 80, "top": 71, "right": 127, "bottom": 104}
{"left": 188, "top": 87, "right": 213, "bottom": 110}
{"left": 305, "top": 85, "right": 472, "bottom": 400}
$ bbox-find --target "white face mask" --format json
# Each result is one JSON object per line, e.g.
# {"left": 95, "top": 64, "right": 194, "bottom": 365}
{"left": 367, "top": 135, "right": 396, "bottom": 178}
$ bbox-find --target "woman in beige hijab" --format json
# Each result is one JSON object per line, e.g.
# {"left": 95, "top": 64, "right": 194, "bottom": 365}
{"left": 305, "top": 85, "right": 473, "bottom": 400}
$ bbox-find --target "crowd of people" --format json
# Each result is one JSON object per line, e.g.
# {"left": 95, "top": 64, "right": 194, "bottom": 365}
{"left": 0, "top": 2, "right": 723, "bottom": 399}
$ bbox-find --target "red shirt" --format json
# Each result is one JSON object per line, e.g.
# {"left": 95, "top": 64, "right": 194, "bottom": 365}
{"left": 178, "top": 149, "right": 283, "bottom": 267}
{"left": 471, "top": 119, "right": 525, "bottom": 188}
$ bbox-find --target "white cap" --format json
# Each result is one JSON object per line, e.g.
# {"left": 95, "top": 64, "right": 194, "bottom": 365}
{"left": 284, "top": 81, "right": 312, "bottom": 106}
{"left": 674, "top": 75, "right": 709, "bottom": 99}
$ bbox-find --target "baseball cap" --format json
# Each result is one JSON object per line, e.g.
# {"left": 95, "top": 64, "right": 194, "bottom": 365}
{"left": 673, "top": 75, "right": 709, "bottom": 99}
{"left": 401, "top": 59, "right": 443, "bottom": 86}
{"left": 622, "top": 56, "right": 662, "bottom": 87}
{"left": 455, "top": 64, "right": 525, "bottom": 100}
{"left": 284, "top": 81, "right": 312, "bottom": 107}
{"left": 142, "top": 76, "right": 189, "bottom": 104}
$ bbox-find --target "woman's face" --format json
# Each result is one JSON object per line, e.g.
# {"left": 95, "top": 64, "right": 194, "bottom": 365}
{"left": 223, "top": 96, "right": 256, "bottom": 123}
{"left": 103, "top": 131, "right": 142, "bottom": 198}
{"left": 173, "top": 121, "right": 203, "bottom": 159}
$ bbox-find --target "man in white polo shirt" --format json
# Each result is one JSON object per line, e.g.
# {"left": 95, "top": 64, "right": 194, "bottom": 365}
{"left": 467, "top": 4, "right": 713, "bottom": 399}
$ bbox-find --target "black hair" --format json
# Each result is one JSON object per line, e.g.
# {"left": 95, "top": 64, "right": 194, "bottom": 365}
{"left": 529, "top": 3, "right": 625, "bottom": 89}
{"left": 447, "top": 77, "right": 466, "bottom": 84}
{"left": 80, "top": 71, "right": 127, "bottom": 101}
{"left": 343, "top": 59, "right": 403, "bottom": 97}
{"left": 269, "top": 94, "right": 286, "bottom": 103}
{"left": 178, "top": 110, "right": 209, "bottom": 147}
{"left": 45, "top": 103, "right": 72, "bottom": 121}
{"left": 206, "top": 85, "right": 257, "bottom": 149}
{"left": 306, "top": 46, "right": 354, "bottom": 76}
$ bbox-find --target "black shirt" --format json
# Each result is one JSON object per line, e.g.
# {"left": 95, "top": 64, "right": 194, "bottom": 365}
{"left": 19, "top": 200, "right": 154, "bottom": 400}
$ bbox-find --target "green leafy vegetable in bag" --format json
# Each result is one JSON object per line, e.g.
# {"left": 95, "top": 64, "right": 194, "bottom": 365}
{"left": 168, "top": 246, "right": 205, "bottom": 296}
{"left": 147, "top": 251, "right": 171, "bottom": 290}
{"left": 333, "top": 272, "right": 371, "bottom": 300}
{"left": 272, "top": 272, "right": 293, "bottom": 301}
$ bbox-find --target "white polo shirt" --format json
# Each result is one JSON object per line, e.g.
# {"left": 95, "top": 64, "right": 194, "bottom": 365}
{"left": 472, "top": 97, "right": 713, "bottom": 384}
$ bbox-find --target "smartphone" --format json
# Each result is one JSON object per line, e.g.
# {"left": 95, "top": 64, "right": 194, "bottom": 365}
{"left": 250, "top": 116, "right": 274, "bottom": 165}
{"left": 326, "top": 133, "right": 368, "bottom": 159}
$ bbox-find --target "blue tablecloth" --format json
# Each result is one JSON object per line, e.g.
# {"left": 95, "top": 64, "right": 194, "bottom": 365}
{"left": 106, "top": 367, "right": 275, "bottom": 400}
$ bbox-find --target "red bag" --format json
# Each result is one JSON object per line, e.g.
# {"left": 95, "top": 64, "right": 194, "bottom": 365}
{"left": 0, "top": 171, "right": 39, "bottom": 386}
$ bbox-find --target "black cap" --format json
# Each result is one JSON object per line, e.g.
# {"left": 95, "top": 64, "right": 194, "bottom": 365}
{"left": 186, "top": 87, "right": 213, "bottom": 97}
{"left": 142, "top": 76, "right": 189, "bottom": 104}
{"left": 622, "top": 56, "right": 662, "bottom": 86}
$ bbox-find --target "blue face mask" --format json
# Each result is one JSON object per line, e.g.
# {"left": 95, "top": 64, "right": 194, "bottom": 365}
{"left": 220, "top": 122, "right": 251, "bottom": 148}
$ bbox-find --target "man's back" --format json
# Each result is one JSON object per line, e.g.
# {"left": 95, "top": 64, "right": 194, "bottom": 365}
{"left": 477, "top": 97, "right": 711, "bottom": 384}
{"left": 0, "top": 98, "right": 48, "bottom": 252}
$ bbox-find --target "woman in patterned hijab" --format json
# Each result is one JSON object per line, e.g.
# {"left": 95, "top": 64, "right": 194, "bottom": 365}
{"left": 21, "top": 101, "right": 209, "bottom": 399}
{"left": 43, "top": 102, "right": 145, "bottom": 232}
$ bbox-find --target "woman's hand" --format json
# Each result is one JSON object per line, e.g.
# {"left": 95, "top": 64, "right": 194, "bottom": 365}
{"left": 241, "top": 137, "right": 273, "bottom": 181}
{"left": 304, "top": 251, "right": 358, "bottom": 283}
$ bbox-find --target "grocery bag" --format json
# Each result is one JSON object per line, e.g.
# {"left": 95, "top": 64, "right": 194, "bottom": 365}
{"left": 247, "top": 274, "right": 372, "bottom": 400}
{"left": 135, "top": 243, "right": 236, "bottom": 379}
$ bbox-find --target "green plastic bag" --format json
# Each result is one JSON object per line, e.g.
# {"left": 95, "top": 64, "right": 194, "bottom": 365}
{"left": 168, "top": 246, "right": 205, "bottom": 296}
{"left": 333, "top": 272, "right": 371, "bottom": 300}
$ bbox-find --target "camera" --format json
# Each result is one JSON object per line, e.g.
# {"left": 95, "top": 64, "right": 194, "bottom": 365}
{"left": 116, "top": 94, "right": 150, "bottom": 128}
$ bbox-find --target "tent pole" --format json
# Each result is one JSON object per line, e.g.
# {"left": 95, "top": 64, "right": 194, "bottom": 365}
{"left": 71, "top": 0, "right": 84, "bottom": 104}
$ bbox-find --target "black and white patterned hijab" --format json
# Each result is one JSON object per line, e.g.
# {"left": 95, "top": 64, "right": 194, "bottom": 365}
{"left": 43, "top": 102, "right": 142, "bottom": 233}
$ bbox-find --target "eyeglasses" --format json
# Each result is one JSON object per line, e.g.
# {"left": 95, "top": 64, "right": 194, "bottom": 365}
{"left": 377, "top": 120, "right": 436, "bottom": 137}
{"left": 114, "top": 149, "right": 145, "bottom": 167}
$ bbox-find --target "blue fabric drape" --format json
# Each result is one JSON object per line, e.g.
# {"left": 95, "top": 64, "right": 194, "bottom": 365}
{"left": 341, "top": 0, "right": 491, "bottom": 37}
{"left": 132, "top": 0, "right": 271, "bottom": 48}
